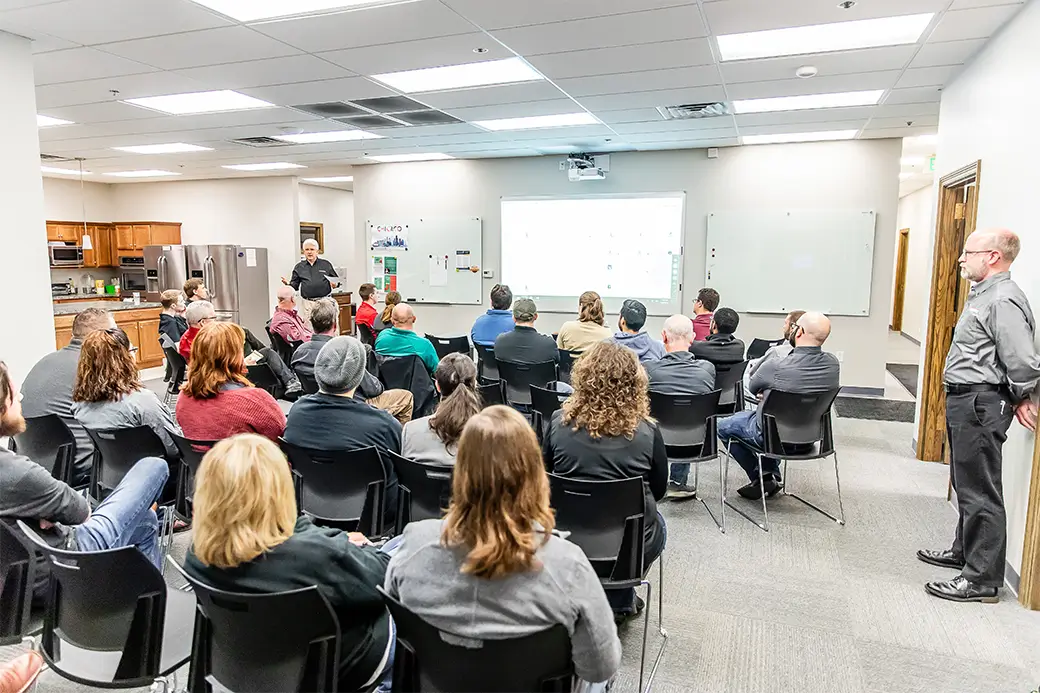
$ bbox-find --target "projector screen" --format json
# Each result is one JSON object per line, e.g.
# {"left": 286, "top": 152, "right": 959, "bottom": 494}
{"left": 500, "top": 194, "right": 685, "bottom": 316}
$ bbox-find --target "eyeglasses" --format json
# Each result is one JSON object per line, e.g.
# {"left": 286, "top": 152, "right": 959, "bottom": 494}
{"left": 962, "top": 249, "right": 995, "bottom": 256}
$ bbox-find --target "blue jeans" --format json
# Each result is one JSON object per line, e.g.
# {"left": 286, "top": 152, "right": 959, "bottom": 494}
{"left": 717, "top": 411, "right": 779, "bottom": 483}
{"left": 72, "top": 456, "right": 169, "bottom": 569}
{"left": 669, "top": 464, "right": 691, "bottom": 485}
{"left": 372, "top": 536, "right": 402, "bottom": 693}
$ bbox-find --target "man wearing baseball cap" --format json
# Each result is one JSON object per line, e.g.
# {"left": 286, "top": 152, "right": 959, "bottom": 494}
{"left": 493, "top": 297, "right": 559, "bottom": 365}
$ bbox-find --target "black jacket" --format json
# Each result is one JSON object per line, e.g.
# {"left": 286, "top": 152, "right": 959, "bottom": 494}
{"left": 158, "top": 314, "right": 188, "bottom": 344}
{"left": 494, "top": 326, "right": 559, "bottom": 365}
{"left": 689, "top": 332, "right": 745, "bottom": 366}
{"left": 645, "top": 351, "right": 716, "bottom": 395}
{"left": 292, "top": 334, "right": 384, "bottom": 401}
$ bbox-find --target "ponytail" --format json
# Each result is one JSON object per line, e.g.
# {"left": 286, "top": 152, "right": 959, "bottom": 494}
{"left": 430, "top": 353, "right": 481, "bottom": 447}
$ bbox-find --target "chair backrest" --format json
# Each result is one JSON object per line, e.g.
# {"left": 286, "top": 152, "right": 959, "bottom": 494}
{"left": 161, "top": 343, "right": 188, "bottom": 391}
{"left": 357, "top": 322, "right": 378, "bottom": 348}
{"left": 378, "top": 587, "right": 574, "bottom": 693}
{"left": 170, "top": 433, "right": 216, "bottom": 518}
{"left": 85, "top": 425, "right": 169, "bottom": 498}
{"left": 556, "top": 349, "right": 578, "bottom": 385}
{"left": 473, "top": 344, "right": 499, "bottom": 381}
{"left": 266, "top": 326, "right": 301, "bottom": 365}
{"left": 12, "top": 413, "right": 76, "bottom": 484}
{"left": 0, "top": 520, "right": 35, "bottom": 646}
{"left": 169, "top": 563, "right": 341, "bottom": 693}
{"left": 388, "top": 451, "right": 452, "bottom": 532}
{"left": 648, "top": 389, "right": 722, "bottom": 461}
{"left": 759, "top": 388, "right": 841, "bottom": 455}
{"left": 746, "top": 338, "right": 782, "bottom": 361}
{"left": 477, "top": 380, "right": 504, "bottom": 408}
{"left": 713, "top": 360, "right": 749, "bottom": 411}
{"left": 497, "top": 360, "right": 557, "bottom": 407}
{"left": 247, "top": 362, "right": 281, "bottom": 397}
{"left": 547, "top": 475, "right": 646, "bottom": 583}
{"left": 425, "top": 334, "right": 471, "bottom": 361}
{"left": 377, "top": 354, "right": 437, "bottom": 418}
{"left": 16, "top": 520, "right": 172, "bottom": 686}
{"left": 279, "top": 440, "right": 387, "bottom": 536}
{"left": 529, "top": 384, "right": 569, "bottom": 443}
{"left": 295, "top": 370, "right": 320, "bottom": 395}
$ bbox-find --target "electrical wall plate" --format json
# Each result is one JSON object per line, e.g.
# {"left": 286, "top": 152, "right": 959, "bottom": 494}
{"left": 482, "top": 269, "right": 494, "bottom": 278}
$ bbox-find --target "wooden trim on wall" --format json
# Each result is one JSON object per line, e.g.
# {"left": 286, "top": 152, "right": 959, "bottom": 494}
{"left": 891, "top": 228, "right": 910, "bottom": 332}
{"left": 1021, "top": 425, "right": 1040, "bottom": 609}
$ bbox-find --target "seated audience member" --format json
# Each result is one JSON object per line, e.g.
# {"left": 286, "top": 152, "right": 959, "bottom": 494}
{"left": 356, "top": 282, "right": 379, "bottom": 331}
{"left": 402, "top": 354, "right": 481, "bottom": 466}
{"left": 184, "top": 434, "right": 395, "bottom": 692}
{"left": 556, "top": 291, "right": 613, "bottom": 353}
{"left": 1, "top": 361, "right": 169, "bottom": 598}
{"left": 387, "top": 406, "right": 622, "bottom": 689}
{"left": 494, "top": 298, "right": 559, "bottom": 365}
{"left": 375, "top": 303, "right": 439, "bottom": 375}
{"left": 180, "top": 300, "right": 217, "bottom": 362}
{"left": 373, "top": 290, "right": 401, "bottom": 332}
{"left": 689, "top": 307, "right": 745, "bottom": 366}
{"left": 176, "top": 322, "right": 286, "bottom": 443}
{"left": 293, "top": 298, "right": 413, "bottom": 423}
{"left": 645, "top": 315, "right": 716, "bottom": 499}
{"left": 719, "top": 311, "right": 840, "bottom": 500}
{"left": 72, "top": 328, "right": 181, "bottom": 458}
{"left": 20, "top": 307, "right": 114, "bottom": 486}
{"left": 159, "top": 289, "right": 188, "bottom": 344}
{"left": 270, "top": 285, "right": 314, "bottom": 345}
{"left": 744, "top": 310, "right": 805, "bottom": 400}
{"left": 471, "top": 284, "right": 515, "bottom": 347}
{"left": 183, "top": 277, "right": 210, "bottom": 304}
{"left": 691, "top": 287, "right": 719, "bottom": 342}
{"left": 284, "top": 336, "right": 402, "bottom": 518}
{"left": 542, "top": 341, "right": 667, "bottom": 617}
{"left": 610, "top": 299, "right": 665, "bottom": 364}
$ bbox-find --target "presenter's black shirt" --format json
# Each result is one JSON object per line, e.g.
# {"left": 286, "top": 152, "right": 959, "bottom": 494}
{"left": 290, "top": 258, "right": 338, "bottom": 299}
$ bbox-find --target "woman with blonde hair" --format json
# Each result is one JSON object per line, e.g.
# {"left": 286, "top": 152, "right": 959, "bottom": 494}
{"left": 556, "top": 291, "right": 613, "bottom": 352}
{"left": 176, "top": 322, "right": 286, "bottom": 442}
{"left": 184, "top": 434, "right": 396, "bottom": 692}
{"left": 374, "top": 290, "right": 402, "bottom": 331}
{"left": 542, "top": 340, "right": 668, "bottom": 618}
{"left": 401, "top": 353, "right": 481, "bottom": 466}
{"left": 386, "top": 406, "right": 621, "bottom": 688}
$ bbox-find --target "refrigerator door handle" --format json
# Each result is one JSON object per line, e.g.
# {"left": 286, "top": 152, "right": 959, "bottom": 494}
{"left": 158, "top": 255, "right": 167, "bottom": 291}
{"left": 204, "top": 256, "right": 216, "bottom": 300}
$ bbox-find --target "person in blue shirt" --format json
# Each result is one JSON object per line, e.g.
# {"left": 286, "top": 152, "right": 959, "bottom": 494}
{"left": 471, "top": 284, "right": 515, "bottom": 346}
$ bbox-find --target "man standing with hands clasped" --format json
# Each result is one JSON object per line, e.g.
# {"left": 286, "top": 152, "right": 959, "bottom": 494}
{"left": 282, "top": 239, "right": 340, "bottom": 322}
{"left": 918, "top": 228, "right": 1040, "bottom": 604}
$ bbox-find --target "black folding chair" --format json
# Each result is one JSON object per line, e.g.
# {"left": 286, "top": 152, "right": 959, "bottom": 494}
{"left": 557, "top": 349, "right": 578, "bottom": 385}
{"left": 425, "top": 334, "right": 471, "bottom": 360}
{"left": 548, "top": 475, "right": 666, "bottom": 693}
{"left": 16, "top": 521, "right": 193, "bottom": 691}
{"left": 170, "top": 433, "right": 216, "bottom": 523}
{"left": 746, "top": 338, "right": 783, "bottom": 361}
{"left": 247, "top": 362, "right": 282, "bottom": 398}
{"left": 0, "top": 519, "right": 36, "bottom": 646}
{"left": 378, "top": 586, "right": 575, "bottom": 692}
{"left": 529, "top": 384, "right": 569, "bottom": 444}
{"left": 160, "top": 333, "right": 187, "bottom": 408}
{"left": 497, "top": 360, "right": 558, "bottom": 408}
{"left": 722, "top": 388, "right": 844, "bottom": 532}
{"left": 474, "top": 343, "right": 499, "bottom": 382}
{"left": 266, "top": 325, "right": 302, "bottom": 366}
{"left": 478, "top": 380, "right": 504, "bottom": 408}
{"left": 294, "top": 369, "right": 320, "bottom": 395}
{"left": 12, "top": 413, "right": 77, "bottom": 486}
{"left": 357, "top": 322, "right": 378, "bottom": 348}
{"left": 279, "top": 440, "right": 388, "bottom": 537}
{"left": 389, "top": 451, "right": 452, "bottom": 532}
{"left": 649, "top": 390, "right": 725, "bottom": 531}
{"left": 378, "top": 354, "right": 437, "bottom": 418}
{"left": 714, "top": 360, "right": 749, "bottom": 415}
{"left": 169, "top": 562, "right": 342, "bottom": 693}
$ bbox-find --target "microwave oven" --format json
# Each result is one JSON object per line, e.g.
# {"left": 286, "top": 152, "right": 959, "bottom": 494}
{"left": 49, "top": 245, "right": 83, "bottom": 266}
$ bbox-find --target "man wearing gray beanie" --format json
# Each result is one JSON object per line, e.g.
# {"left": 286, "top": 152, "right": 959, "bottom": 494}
{"left": 284, "top": 335, "right": 402, "bottom": 523}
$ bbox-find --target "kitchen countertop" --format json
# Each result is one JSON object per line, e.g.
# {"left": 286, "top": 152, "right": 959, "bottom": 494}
{"left": 53, "top": 300, "right": 161, "bottom": 316}
{"left": 53, "top": 295, "right": 121, "bottom": 302}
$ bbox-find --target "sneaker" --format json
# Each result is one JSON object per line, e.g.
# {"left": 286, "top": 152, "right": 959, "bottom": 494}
{"left": 666, "top": 481, "right": 698, "bottom": 500}
{"left": 613, "top": 596, "right": 646, "bottom": 624}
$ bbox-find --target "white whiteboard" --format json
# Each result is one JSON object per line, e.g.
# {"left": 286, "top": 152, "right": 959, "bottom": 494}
{"left": 705, "top": 209, "right": 876, "bottom": 316}
{"left": 367, "top": 218, "right": 482, "bottom": 305}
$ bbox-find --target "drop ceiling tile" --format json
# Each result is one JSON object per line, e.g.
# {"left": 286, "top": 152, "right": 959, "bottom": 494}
{"left": 611, "top": 118, "right": 736, "bottom": 135}
{"left": 173, "top": 55, "right": 352, "bottom": 91}
{"left": 719, "top": 45, "right": 915, "bottom": 84}
{"left": 240, "top": 77, "right": 396, "bottom": 107}
{"left": 872, "top": 101, "right": 939, "bottom": 118}
{"left": 43, "top": 100, "right": 168, "bottom": 124}
{"left": 0, "top": 0, "right": 65, "bottom": 9}
{"left": 737, "top": 119, "right": 867, "bottom": 136}
{"left": 249, "top": 1, "right": 474, "bottom": 53}
{"left": 860, "top": 126, "right": 937, "bottom": 139}
{"left": 556, "top": 65, "right": 720, "bottom": 98}
{"left": 577, "top": 86, "right": 727, "bottom": 111}
{"left": 34, "top": 71, "right": 209, "bottom": 108}
{"left": 624, "top": 128, "right": 736, "bottom": 143}
{"left": 884, "top": 86, "right": 942, "bottom": 104}
{"left": 99, "top": 26, "right": 301, "bottom": 70}
{"left": 865, "top": 114, "right": 939, "bottom": 129}
{"left": 894, "top": 65, "right": 958, "bottom": 88}
{"left": 734, "top": 107, "right": 877, "bottom": 128}
{"left": 637, "top": 138, "right": 738, "bottom": 151}
{"left": 928, "top": 4, "right": 1022, "bottom": 42}
{"left": 320, "top": 33, "right": 511, "bottom": 75}
{"left": 416, "top": 81, "right": 567, "bottom": 110}
{"left": 442, "top": 0, "right": 694, "bottom": 30}
{"left": 81, "top": 107, "right": 322, "bottom": 137}
{"left": 527, "top": 39, "right": 714, "bottom": 81}
{"left": 948, "top": 0, "right": 1024, "bottom": 9}
{"left": 0, "top": 0, "right": 231, "bottom": 46}
{"left": 594, "top": 108, "right": 665, "bottom": 124}
{"left": 704, "top": 0, "right": 947, "bottom": 35}
{"left": 26, "top": 32, "right": 81, "bottom": 53}
{"left": 909, "top": 38, "right": 987, "bottom": 68}
{"left": 725, "top": 71, "right": 902, "bottom": 99}
{"left": 491, "top": 5, "right": 707, "bottom": 56}
{"left": 33, "top": 46, "right": 157, "bottom": 84}
{"left": 444, "top": 99, "right": 581, "bottom": 121}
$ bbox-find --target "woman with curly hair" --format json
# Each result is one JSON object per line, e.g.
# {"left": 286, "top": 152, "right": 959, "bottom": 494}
{"left": 542, "top": 340, "right": 668, "bottom": 619}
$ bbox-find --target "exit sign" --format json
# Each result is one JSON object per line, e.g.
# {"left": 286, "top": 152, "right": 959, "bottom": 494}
{"left": 929, "top": 155, "right": 936, "bottom": 172}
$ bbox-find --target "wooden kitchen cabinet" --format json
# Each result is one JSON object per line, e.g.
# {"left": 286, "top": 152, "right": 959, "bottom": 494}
{"left": 132, "top": 225, "right": 151, "bottom": 249}
{"left": 55, "top": 326, "right": 74, "bottom": 351}
{"left": 114, "top": 225, "right": 134, "bottom": 251}
{"left": 48, "top": 221, "right": 181, "bottom": 266}
{"left": 137, "top": 318, "right": 163, "bottom": 365}
{"left": 82, "top": 224, "right": 111, "bottom": 268}
{"left": 333, "top": 292, "right": 354, "bottom": 336}
{"left": 54, "top": 305, "right": 164, "bottom": 368}
{"left": 47, "top": 223, "right": 80, "bottom": 242}
{"left": 148, "top": 224, "right": 181, "bottom": 246}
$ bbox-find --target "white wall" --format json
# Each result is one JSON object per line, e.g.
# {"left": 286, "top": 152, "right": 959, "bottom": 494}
{"left": 299, "top": 183, "right": 355, "bottom": 274}
{"left": 353, "top": 139, "right": 901, "bottom": 390}
{"left": 894, "top": 186, "right": 935, "bottom": 343}
{"left": 42, "top": 177, "right": 114, "bottom": 222}
{"left": 921, "top": 0, "right": 1040, "bottom": 577}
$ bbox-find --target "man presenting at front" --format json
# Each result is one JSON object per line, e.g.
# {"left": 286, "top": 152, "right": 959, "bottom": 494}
{"left": 918, "top": 228, "right": 1040, "bottom": 604}
{"left": 282, "top": 239, "right": 340, "bottom": 322}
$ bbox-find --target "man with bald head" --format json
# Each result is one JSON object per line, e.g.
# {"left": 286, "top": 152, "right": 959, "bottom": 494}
{"left": 918, "top": 228, "right": 1040, "bottom": 604}
{"left": 718, "top": 311, "right": 840, "bottom": 500}
{"left": 374, "top": 302, "right": 439, "bottom": 374}
{"left": 270, "top": 286, "right": 313, "bottom": 346}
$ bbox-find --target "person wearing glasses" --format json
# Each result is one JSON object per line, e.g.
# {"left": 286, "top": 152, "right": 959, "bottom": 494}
{"left": 179, "top": 300, "right": 217, "bottom": 362}
{"left": 918, "top": 229, "right": 1040, "bottom": 604}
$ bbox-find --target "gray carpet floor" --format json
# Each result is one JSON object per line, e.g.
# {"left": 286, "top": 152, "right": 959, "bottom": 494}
{"left": 4, "top": 415, "right": 1040, "bottom": 692}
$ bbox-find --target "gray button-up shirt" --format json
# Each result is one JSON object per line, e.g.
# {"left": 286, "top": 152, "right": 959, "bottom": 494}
{"left": 944, "top": 271, "right": 1040, "bottom": 402}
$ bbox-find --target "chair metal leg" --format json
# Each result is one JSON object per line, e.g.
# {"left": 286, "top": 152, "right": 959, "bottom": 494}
{"left": 637, "top": 564, "right": 669, "bottom": 693}
{"left": 722, "top": 443, "right": 770, "bottom": 532}
{"left": 159, "top": 506, "right": 175, "bottom": 576}
{"left": 694, "top": 457, "right": 724, "bottom": 533}
{"left": 783, "top": 452, "right": 847, "bottom": 525}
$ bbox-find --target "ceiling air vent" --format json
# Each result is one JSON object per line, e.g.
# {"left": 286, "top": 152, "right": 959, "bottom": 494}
{"left": 656, "top": 102, "right": 730, "bottom": 120}
{"left": 229, "top": 136, "right": 293, "bottom": 148}
{"left": 41, "top": 153, "right": 71, "bottom": 161}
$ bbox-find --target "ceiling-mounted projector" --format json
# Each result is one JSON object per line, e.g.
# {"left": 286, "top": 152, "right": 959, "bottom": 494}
{"left": 566, "top": 153, "right": 608, "bottom": 182}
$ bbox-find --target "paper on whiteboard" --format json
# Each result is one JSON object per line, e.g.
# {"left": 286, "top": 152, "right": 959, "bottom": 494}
{"left": 455, "top": 250, "right": 471, "bottom": 270}
{"left": 429, "top": 254, "right": 448, "bottom": 287}
{"left": 245, "top": 248, "right": 257, "bottom": 267}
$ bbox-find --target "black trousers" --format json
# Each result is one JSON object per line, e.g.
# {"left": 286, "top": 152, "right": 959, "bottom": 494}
{"left": 945, "top": 390, "right": 1014, "bottom": 587}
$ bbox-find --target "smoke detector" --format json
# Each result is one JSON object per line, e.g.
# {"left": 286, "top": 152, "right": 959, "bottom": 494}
{"left": 796, "top": 65, "right": 819, "bottom": 79}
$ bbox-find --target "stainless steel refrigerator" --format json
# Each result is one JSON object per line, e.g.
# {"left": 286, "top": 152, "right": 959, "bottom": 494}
{"left": 143, "top": 245, "right": 188, "bottom": 302}
{"left": 185, "top": 245, "right": 270, "bottom": 340}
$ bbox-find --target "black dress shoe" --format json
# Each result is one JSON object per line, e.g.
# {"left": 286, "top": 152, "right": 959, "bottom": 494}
{"left": 764, "top": 477, "right": 783, "bottom": 498}
{"left": 925, "top": 576, "right": 999, "bottom": 603}
{"left": 916, "top": 548, "right": 965, "bottom": 569}
{"left": 737, "top": 480, "right": 763, "bottom": 500}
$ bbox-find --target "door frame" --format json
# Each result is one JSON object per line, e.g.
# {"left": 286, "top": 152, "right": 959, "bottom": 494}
{"left": 891, "top": 228, "right": 910, "bottom": 331}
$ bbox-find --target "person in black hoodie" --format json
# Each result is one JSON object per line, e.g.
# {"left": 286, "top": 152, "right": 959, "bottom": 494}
{"left": 184, "top": 434, "right": 395, "bottom": 692}
{"left": 688, "top": 306, "right": 745, "bottom": 366}
{"left": 158, "top": 289, "right": 188, "bottom": 344}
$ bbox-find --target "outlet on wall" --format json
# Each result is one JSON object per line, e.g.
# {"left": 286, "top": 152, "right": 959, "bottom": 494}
{"left": 834, "top": 351, "right": 845, "bottom": 363}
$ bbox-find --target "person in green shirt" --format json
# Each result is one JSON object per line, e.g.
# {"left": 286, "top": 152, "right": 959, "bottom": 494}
{"left": 374, "top": 303, "right": 439, "bottom": 374}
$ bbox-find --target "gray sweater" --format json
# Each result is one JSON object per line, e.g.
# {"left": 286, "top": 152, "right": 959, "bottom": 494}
{"left": 401, "top": 416, "right": 456, "bottom": 467}
{"left": 72, "top": 389, "right": 182, "bottom": 458}
{"left": 384, "top": 519, "right": 622, "bottom": 685}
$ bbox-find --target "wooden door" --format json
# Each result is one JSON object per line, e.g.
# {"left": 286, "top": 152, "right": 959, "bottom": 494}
{"left": 148, "top": 224, "right": 181, "bottom": 246}
{"left": 106, "top": 226, "right": 120, "bottom": 266}
{"left": 115, "top": 225, "right": 134, "bottom": 250}
{"left": 54, "top": 327, "right": 74, "bottom": 351}
{"left": 891, "top": 228, "right": 910, "bottom": 331}
{"left": 132, "top": 225, "right": 151, "bottom": 249}
{"left": 120, "top": 321, "right": 142, "bottom": 363}
{"left": 46, "top": 224, "right": 62, "bottom": 242}
{"left": 335, "top": 294, "right": 354, "bottom": 335}
{"left": 82, "top": 224, "right": 103, "bottom": 267}
{"left": 137, "top": 318, "right": 163, "bottom": 366}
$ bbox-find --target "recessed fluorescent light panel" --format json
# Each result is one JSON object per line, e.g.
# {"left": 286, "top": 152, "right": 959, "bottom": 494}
{"left": 717, "top": 13, "right": 934, "bottom": 61}
{"left": 473, "top": 112, "right": 600, "bottom": 131}
{"left": 272, "top": 130, "right": 382, "bottom": 144}
{"left": 38, "top": 115, "right": 73, "bottom": 127}
{"left": 124, "top": 90, "right": 274, "bottom": 115}
{"left": 741, "top": 130, "right": 858, "bottom": 145}
{"left": 303, "top": 176, "right": 354, "bottom": 182}
{"left": 732, "top": 90, "right": 883, "bottom": 114}
{"left": 41, "top": 166, "right": 90, "bottom": 175}
{"left": 188, "top": 0, "right": 408, "bottom": 22}
{"left": 113, "top": 143, "right": 213, "bottom": 154}
{"left": 104, "top": 170, "right": 181, "bottom": 178}
{"left": 367, "top": 153, "right": 454, "bottom": 163}
{"left": 372, "top": 57, "right": 542, "bottom": 94}
{"left": 222, "top": 162, "right": 306, "bottom": 171}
